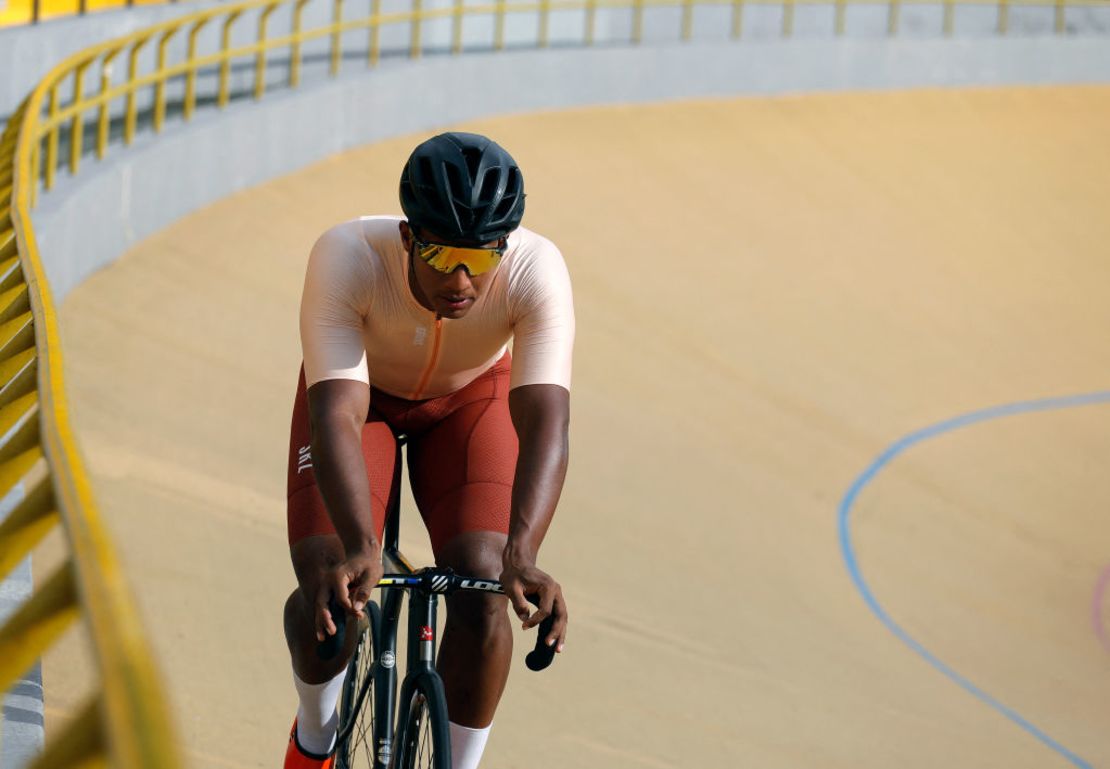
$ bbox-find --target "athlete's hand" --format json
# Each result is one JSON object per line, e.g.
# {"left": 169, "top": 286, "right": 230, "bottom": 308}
{"left": 500, "top": 556, "right": 567, "bottom": 653}
{"left": 315, "top": 548, "right": 383, "bottom": 642}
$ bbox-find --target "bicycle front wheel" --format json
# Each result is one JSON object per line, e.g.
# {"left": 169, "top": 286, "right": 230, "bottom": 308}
{"left": 337, "top": 601, "right": 381, "bottom": 769}
{"left": 392, "top": 673, "right": 450, "bottom": 769}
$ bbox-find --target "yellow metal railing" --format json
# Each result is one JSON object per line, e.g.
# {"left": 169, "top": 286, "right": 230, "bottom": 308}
{"left": 0, "top": 101, "right": 183, "bottom": 769}
{"left": 0, "top": 0, "right": 1108, "bottom": 764}
{"left": 1, "top": 0, "right": 186, "bottom": 29}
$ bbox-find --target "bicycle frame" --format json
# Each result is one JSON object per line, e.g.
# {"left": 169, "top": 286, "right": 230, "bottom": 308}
{"left": 337, "top": 434, "right": 554, "bottom": 768}
{"left": 364, "top": 435, "right": 429, "bottom": 769}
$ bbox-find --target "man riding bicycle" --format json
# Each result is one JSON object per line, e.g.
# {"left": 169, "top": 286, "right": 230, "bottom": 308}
{"left": 282, "top": 132, "right": 574, "bottom": 769}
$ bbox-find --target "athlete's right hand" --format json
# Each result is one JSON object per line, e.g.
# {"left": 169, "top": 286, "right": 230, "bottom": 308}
{"left": 315, "top": 548, "right": 384, "bottom": 641}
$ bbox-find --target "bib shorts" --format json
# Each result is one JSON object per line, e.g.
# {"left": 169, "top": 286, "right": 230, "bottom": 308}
{"left": 286, "top": 353, "right": 518, "bottom": 556}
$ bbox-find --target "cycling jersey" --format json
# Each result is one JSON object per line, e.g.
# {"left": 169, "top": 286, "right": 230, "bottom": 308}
{"left": 300, "top": 216, "right": 574, "bottom": 400}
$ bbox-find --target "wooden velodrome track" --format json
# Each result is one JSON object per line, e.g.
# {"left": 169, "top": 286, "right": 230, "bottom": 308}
{"left": 40, "top": 86, "right": 1110, "bottom": 768}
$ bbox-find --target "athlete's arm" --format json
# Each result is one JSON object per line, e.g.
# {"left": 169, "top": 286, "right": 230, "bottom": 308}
{"left": 501, "top": 382, "right": 570, "bottom": 652}
{"left": 299, "top": 224, "right": 383, "bottom": 640}
{"left": 305, "top": 379, "right": 384, "bottom": 639}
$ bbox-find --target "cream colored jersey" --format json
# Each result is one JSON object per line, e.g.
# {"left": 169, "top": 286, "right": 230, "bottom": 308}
{"left": 300, "top": 216, "right": 574, "bottom": 400}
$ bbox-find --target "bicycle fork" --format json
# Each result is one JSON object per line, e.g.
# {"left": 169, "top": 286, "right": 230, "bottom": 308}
{"left": 373, "top": 586, "right": 441, "bottom": 769}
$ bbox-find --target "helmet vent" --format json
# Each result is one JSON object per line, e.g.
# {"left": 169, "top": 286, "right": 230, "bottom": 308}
{"left": 477, "top": 168, "right": 500, "bottom": 206}
{"left": 492, "top": 168, "right": 519, "bottom": 218}
{"left": 461, "top": 146, "right": 484, "bottom": 179}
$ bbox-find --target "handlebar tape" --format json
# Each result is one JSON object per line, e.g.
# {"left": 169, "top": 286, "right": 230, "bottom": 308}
{"left": 523, "top": 594, "right": 557, "bottom": 672}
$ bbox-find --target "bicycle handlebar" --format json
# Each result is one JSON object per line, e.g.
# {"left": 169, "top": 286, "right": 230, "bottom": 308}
{"left": 316, "top": 569, "right": 557, "bottom": 671}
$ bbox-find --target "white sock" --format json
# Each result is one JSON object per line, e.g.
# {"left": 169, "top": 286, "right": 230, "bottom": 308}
{"left": 449, "top": 721, "right": 491, "bottom": 769}
{"left": 292, "top": 668, "right": 347, "bottom": 756}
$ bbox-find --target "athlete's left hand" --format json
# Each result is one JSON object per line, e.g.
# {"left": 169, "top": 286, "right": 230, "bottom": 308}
{"left": 500, "top": 556, "right": 567, "bottom": 653}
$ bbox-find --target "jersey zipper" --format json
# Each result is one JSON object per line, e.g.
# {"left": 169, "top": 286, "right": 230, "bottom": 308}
{"left": 412, "top": 317, "right": 443, "bottom": 400}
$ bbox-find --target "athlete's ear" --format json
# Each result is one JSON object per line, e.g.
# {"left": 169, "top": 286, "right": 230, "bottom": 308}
{"left": 399, "top": 220, "right": 412, "bottom": 250}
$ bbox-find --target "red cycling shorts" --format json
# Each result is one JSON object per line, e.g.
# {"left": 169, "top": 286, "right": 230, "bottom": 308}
{"left": 287, "top": 353, "right": 518, "bottom": 555}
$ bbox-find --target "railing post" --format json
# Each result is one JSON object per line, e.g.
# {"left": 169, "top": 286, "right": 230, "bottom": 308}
{"left": 997, "top": 0, "right": 1009, "bottom": 34}
{"left": 0, "top": 461, "right": 54, "bottom": 583}
{"left": 45, "top": 85, "right": 59, "bottom": 191}
{"left": 368, "top": 0, "right": 382, "bottom": 66}
{"left": 782, "top": 0, "right": 794, "bottom": 37}
{"left": 835, "top": 0, "right": 846, "bottom": 35}
{"left": 154, "top": 27, "right": 181, "bottom": 133}
{"left": 731, "top": 0, "right": 743, "bottom": 38}
{"left": 185, "top": 19, "right": 210, "bottom": 120}
{"left": 219, "top": 11, "right": 245, "bottom": 108}
{"left": 682, "top": 0, "right": 694, "bottom": 40}
{"left": 943, "top": 0, "right": 954, "bottom": 35}
{"left": 29, "top": 139, "right": 40, "bottom": 209}
{"left": 452, "top": 0, "right": 465, "bottom": 53}
{"left": 1054, "top": 0, "right": 1065, "bottom": 33}
{"left": 331, "top": 0, "right": 344, "bottom": 76}
{"left": 97, "top": 51, "right": 123, "bottom": 159}
{"left": 539, "top": 0, "right": 551, "bottom": 46}
{"left": 25, "top": 699, "right": 102, "bottom": 769}
{"left": 125, "top": 35, "right": 153, "bottom": 144}
{"left": 410, "top": 0, "right": 423, "bottom": 58}
{"left": 257, "top": 3, "right": 281, "bottom": 98}
{"left": 494, "top": 0, "right": 506, "bottom": 50}
{"left": 887, "top": 0, "right": 900, "bottom": 35}
{"left": 0, "top": 562, "right": 78, "bottom": 696}
{"left": 291, "top": 0, "right": 312, "bottom": 84}
{"left": 585, "top": 0, "right": 597, "bottom": 44}
{"left": 68, "top": 62, "right": 92, "bottom": 177}
{"left": 632, "top": 0, "right": 644, "bottom": 42}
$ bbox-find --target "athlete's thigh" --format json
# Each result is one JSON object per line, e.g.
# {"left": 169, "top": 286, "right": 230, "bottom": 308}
{"left": 286, "top": 366, "right": 396, "bottom": 566}
{"left": 406, "top": 394, "right": 518, "bottom": 558}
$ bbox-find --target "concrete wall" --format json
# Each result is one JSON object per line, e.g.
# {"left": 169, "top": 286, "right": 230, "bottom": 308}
{"left": 29, "top": 35, "right": 1110, "bottom": 304}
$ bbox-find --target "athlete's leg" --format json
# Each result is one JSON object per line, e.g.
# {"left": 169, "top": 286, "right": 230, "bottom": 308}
{"left": 434, "top": 530, "right": 514, "bottom": 727}
{"left": 283, "top": 535, "right": 359, "bottom": 758}
{"left": 434, "top": 532, "right": 507, "bottom": 769}
{"left": 405, "top": 360, "right": 518, "bottom": 732}
{"left": 284, "top": 536, "right": 363, "bottom": 683}
{"left": 284, "top": 368, "right": 396, "bottom": 762}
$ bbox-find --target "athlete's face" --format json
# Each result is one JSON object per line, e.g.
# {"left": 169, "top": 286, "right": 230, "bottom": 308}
{"left": 400, "top": 221, "right": 502, "bottom": 320}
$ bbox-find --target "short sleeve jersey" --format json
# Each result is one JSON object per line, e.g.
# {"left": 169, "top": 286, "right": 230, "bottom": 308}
{"left": 299, "top": 216, "right": 575, "bottom": 400}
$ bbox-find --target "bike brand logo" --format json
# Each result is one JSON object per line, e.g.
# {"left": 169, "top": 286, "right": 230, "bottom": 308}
{"left": 458, "top": 578, "right": 499, "bottom": 592}
{"left": 420, "top": 626, "right": 434, "bottom": 641}
{"left": 377, "top": 741, "right": 392, "bottom": 763}
{"left": 380, "top": 650, "right": 396, "bottom": 668}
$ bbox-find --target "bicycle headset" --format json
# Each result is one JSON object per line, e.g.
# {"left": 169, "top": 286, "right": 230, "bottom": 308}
{"left": 399, "top": 132, "right": 526, "bottom": 245}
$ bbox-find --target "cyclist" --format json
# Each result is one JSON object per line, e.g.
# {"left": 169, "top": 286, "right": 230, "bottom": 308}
{"left": 282, "top": 132, "right": 574, "bottom": 769}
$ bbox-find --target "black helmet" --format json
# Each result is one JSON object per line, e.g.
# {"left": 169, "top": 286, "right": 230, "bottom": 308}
{"left": 399, "top": 132, "right": 526, "bottom": 244}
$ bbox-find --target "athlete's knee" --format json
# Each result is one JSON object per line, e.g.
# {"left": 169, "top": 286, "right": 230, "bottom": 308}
{"left": 436, "top": 531, "right": 510, "bottom": 640}
{"left": 284, "top": 589, "right": 311, "bottom": 645}
{"left": 446, "top": 591, "right": 510, "bottom": 643}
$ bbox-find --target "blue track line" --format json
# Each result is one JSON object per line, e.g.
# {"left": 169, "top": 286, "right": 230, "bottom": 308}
{"left": 838, "top": 390, "right": 1110, "bottom": 769}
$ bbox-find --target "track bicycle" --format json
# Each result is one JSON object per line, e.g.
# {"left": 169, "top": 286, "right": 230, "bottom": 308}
{"left": 316, "top": 435, "right": 557, "bottom": 769}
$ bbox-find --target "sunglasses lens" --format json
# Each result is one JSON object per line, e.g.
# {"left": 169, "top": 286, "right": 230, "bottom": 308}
{"left": 419, "top": 244, "right": 501, "bottom": 275}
